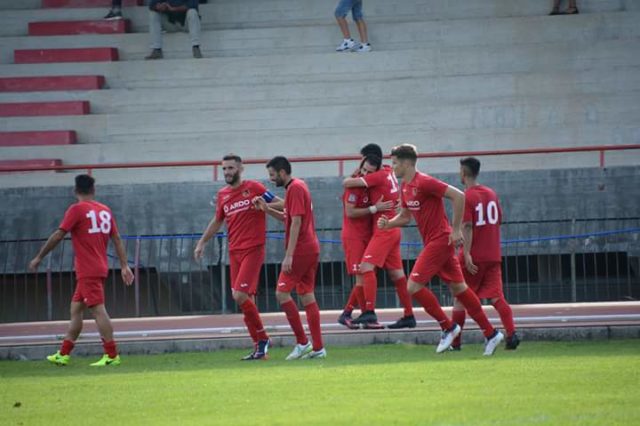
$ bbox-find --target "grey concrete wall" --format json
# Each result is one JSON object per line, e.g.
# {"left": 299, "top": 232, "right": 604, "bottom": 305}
{"left": 1, "top": 166, "right": 638, "bottom": 260}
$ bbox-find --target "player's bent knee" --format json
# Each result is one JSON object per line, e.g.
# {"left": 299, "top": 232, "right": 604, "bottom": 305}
{"left": 275, "top": 291, "right": 292, "bottom": 304}
{"left": 407, "top": 280, "right": 423, "bottom": 295}
{"left": 449, "top": 282, "right": 468, "bottom": 295}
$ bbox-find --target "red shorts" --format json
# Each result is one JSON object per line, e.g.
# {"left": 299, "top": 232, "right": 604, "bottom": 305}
{"left": 71, "top": 277, "right": 105, "bottom": 307}
{"left": 230, "top": 245, "right": 265, "bottom": 295}
{"left": 410, "top": 238, "right": 465, "bottom": 285}
{"left": 343, "top": 237, "right": 369, "bottom": 275}
{"left": 277, "top": 252, "right": 319, "bottom": 295}
{"left": 460, "top": 257, "right": 504, "bottom": 299}
{"left": 361, "top": 229, "right": 403, "bottom": 271}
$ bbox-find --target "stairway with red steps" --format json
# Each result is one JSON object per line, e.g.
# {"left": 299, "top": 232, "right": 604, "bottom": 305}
{"left": 0, "top": 101, "right": 90, "bottom": 117}
{"left": 0, "top": 131, "right": 77, "bottom": 147}
{"left": 42, "top": 0, "right": 143, "bottom": 7}
{"left": 15, "top": 47, "right": 119, "bottom": 63}
{"left": 29, "top": 19, "right": 130, "bottom": 36}
{"left": 0, "top": 159, "right": 63, "bottom": 172}
{"left": 0, "top": 75, "right": 106, "bottom": 92}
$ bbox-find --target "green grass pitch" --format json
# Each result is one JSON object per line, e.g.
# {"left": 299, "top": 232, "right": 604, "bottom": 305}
{"left": 1, "top": 340, "right": 639, "bottom": 425}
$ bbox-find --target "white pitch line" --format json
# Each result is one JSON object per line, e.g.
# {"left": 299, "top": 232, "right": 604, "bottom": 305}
{"left": 2, "top": 314, "right": 639, "bottom": 342}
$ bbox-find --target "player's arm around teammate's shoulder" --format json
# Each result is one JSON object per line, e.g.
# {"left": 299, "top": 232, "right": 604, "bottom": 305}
{"left": 253, "top": 195, "right": 285, "bottom": 221}
{"left": 343, "top": 175, "right": 367, "bottom": 188}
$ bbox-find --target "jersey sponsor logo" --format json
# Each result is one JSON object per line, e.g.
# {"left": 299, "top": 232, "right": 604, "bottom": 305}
{"left": 407, "top": 200, "right": 420, "bottom": 208}
{"left": 223, "top": 199, "right": 251, "bottom": 214}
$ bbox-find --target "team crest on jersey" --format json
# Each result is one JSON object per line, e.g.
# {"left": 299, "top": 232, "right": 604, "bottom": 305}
{"left": 242, "top": 190, "right": 250, "bottom": 197}
{"left": 363, "top": 196, "right": 369, "bottom": 203}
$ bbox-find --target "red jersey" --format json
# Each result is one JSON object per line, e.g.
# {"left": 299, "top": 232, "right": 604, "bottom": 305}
{"left": 464, "top": 185, "right": 503, "bottom": 262}
{"left": 361, "top": 165, "right": 401, "bottom": 232}
{"left": 284, "top": 178, "right": 320, "bottom": 255}
{"left": 401, "top": 172, "right": 452, "bottom": 244}
{"left": 215, "top": 180, "right": 267, "bottom": 252}
{"left": 58, "top": 200, "right": 117, "bottom": 280}
{"left": 341, "top": 187, "right": 373, "bottom": 241}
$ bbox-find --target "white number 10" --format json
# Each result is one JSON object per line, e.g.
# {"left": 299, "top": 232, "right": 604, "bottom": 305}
{"left": 387, "top": 174, "right": 399, "bottom": 193}
{"left": 87, "top": 210, "right": 112, "bottom": 234}
{"left": 475, "top": 201, "right": 499, "bottom": 226}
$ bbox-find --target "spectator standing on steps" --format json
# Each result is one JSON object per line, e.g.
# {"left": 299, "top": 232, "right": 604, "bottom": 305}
{"left": 145, "top": 0, "right": 203, "bottom": 60}
{"left": 549, "top": 0, "right": 579, "bottom": 15}
{"left": 335, "top": 0, "right": 371, "bottom": 52}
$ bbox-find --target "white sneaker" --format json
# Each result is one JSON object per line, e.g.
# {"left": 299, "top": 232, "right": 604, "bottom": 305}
{"left": 483, "top": 330, "right": 505, "bottom": 356}
{"left": 355, "top": 43, "right": 372, "bottom": 53}
{"left": 302, "top": 348, "right": 327, "bottom": 359}
{"left": 336, "top": 39, "right": 356, "bottom": 52}
{"left": 436, "top": 324, "right": 461, "bottom": 353}
{"left": 285, "top": 342, "right": 312, "bottom": 360}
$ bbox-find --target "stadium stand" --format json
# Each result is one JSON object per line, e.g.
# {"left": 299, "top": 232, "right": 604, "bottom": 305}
{"left": 0, "top": 0, "right": 637, "bottom": 186}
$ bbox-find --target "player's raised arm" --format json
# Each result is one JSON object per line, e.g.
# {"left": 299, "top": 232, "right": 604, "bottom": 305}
{"left": 28, "top": 229, "right": 67, "bottom": 271}
{"left": 111, "top": 231, "right": 134, "bottom": 285}
{"left": 194, "top": 216, "right": 224, "bottom": 260}
{"left": 444, "top": 185, "right": 465, "bottom": 247}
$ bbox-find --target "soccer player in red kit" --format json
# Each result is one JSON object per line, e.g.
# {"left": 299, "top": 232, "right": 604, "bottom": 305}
{"left": 255, "top": 156, "right": 326, "bottom": 359}
{"left": 451, "top": 157, "right": 519, "bottom": 350}
{"left": 338, "top": 154, "right": 394, "bottom": 329}
{"left": 379, "top": 145, "right": 504, "bottom": 355}
{"left": 28, "top": 175, "right": 134, "bottom": 366}
{"left": 195, "top": 154, "right": 276, "bottom": 360}
{"left": 343, "top": 155, "right": 416, "bottom": 330}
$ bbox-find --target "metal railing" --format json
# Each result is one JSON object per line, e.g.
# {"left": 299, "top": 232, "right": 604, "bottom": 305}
{"left": 1, "top": 219, "right": 638, "bottom": 323}
{"left": 2, "top": 144, "right": 639, "bottom": 179}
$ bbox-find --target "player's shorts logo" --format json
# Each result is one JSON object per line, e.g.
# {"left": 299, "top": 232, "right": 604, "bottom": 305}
{"left": 240, "top": 283, "right": 249, "bottom": 288}
{"left": 278, "top": 282, "right": 287, "bottom": 287}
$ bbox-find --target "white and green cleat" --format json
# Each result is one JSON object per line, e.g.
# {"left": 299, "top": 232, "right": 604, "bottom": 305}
{"left": 285, "top": 342, "right": 312, "bottom": 360}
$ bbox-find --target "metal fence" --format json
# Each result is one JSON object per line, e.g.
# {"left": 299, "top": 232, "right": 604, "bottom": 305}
{"left": 1, "top": 218, "right": 639, "bottom": 323}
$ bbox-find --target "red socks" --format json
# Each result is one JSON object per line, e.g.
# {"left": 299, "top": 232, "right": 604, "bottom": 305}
{"left": 102, "top": 339, "right": 118, "bottom": 358}
{"left": 412, "top": 287, "right": 453, "bottom": 330}
{"left": 455, "top": 288, "right": 495, "bottom": 338}
{"left": 492, "top": 297, "right": 516, "bottom": 337}
{"left": 393, "top": 276, "right": 414, "bottom": 317}
{"left": 304, "top": 302, "right": 324, "bottom": 351}
{"left": 241, "top": 299, "right": 269, "bottom": 342}
{"left": 355, "top": 285, "right": 366, "bottom": 312}
{"left": 452, "top": 309, "right": 466, "bottom": 347}
{"left": 280, "top": 299, "right": 308, "bottom": 345}
{"left": 344, "top": 286, "right": 359, "bottom": 312}
{"left": 60, "top": 339, "right": 75, "bottom": 356}
{"left": 362, "top": 271, "right": 377, "bottom": 311}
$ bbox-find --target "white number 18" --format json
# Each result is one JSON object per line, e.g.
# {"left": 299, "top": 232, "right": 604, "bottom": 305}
{"left": 87, "top": 210, "right": 112, "bottom": 234}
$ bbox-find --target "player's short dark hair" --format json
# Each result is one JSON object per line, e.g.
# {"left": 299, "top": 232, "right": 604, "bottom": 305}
{"left": 75, "top": 174, "right": 95, "bottom": 195}
{"left": 266, "top": 156, "right": 292, "bottom": 175}
{"left": 222, "top": 154, "right": 242, "bottom": 163}
{"left": 391, "top": 144, "right": 418, "bottom": 164}
{"left": 362, "top": 154, "right": 382, "bottom": 170}
{"left": 360, "top": 143, "right": 383, "bottom": 159}
{"left": 460, "top": 157, "right": 481, "bottom": 178}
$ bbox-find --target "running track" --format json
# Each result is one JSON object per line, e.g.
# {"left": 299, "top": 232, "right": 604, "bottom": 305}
{"left": 1, "top": 302, "right": 638, "bottom": 347}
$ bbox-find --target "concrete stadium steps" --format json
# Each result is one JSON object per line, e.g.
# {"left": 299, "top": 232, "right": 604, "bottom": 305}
{"left": 28, "top": 19, "right": 130, "bottom": 36}
{"left": 42, "top": 0, "right": 143, "bottom": 7}
{"left": 0, "top": 67, "right": 638, "bottom": 115}
{"left": 0, "top": 0, "right": 627, "bottom": 36}
{"left": 0, "top": 101, "right": 90, "bottom": 116}
{"left": 0, "top": 75, "right": 105, "bottom": 91}
{"left": 0, "top": 130, "right": 76, "bottom": 147}
{"left": 0, "top": 39, "right": 637, "bottom": 87}
{"left": 0, "top": 92, "right": 637, "bottom": 141}
{"left": 14, "top": 47, "right": 119, "bottom": 64}
{"left": 0, "top": 12, "right": 637, "bottom": 62}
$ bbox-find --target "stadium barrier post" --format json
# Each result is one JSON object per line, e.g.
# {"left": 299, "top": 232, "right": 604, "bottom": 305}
{"left": 134, "top": 236, "right": 141, "bottom": 317}
{"left": 46, "top": 254, "right": 52, "bottom": 321}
